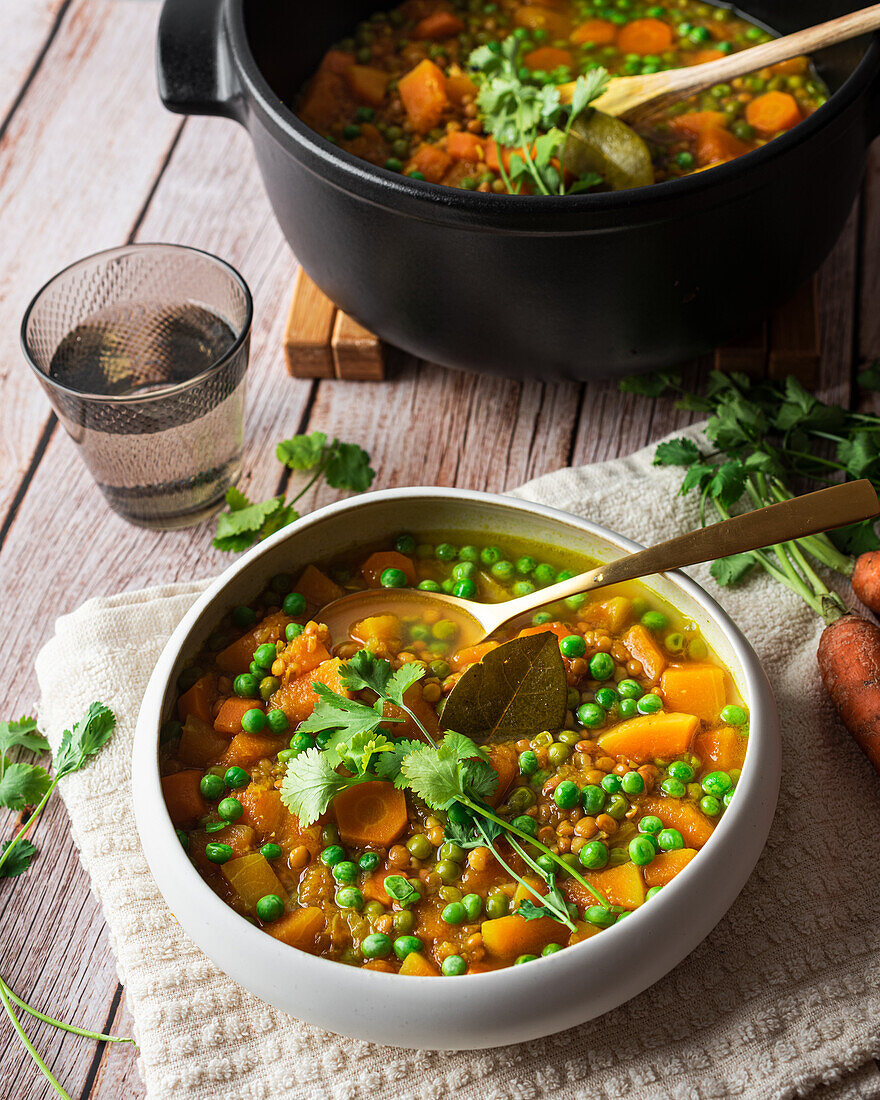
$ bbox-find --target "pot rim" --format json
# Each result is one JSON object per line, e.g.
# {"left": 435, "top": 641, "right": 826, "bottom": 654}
{"left": 224, "top": 0, "right": 879, "bottom": 220}
{"left": 133, "top": 485, "right": 780, "bottom": 1047}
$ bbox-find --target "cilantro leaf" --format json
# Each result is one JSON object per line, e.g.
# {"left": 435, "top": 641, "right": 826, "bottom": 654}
{"left": 335, "top": 731, "right": 395, "bottom": 775}
{"left": 707, "top": 461, "right": 747, "bottom": 510}
{"left": 679, "top": 463, "right": 714, "bottom": 496}
{"left": 654, "top": 438, "right": 701, "bottom": 467}
{"left": 459, "top": 758, "right": 498, "bottom": 803}
{"left": 224, "top": 486, "right": 253, "bottom": 511}
{"left": 53, "top": 702, "right": 116, "bottom": 779}
{"left": 212, "top": 497, "right": 284, "bottom": 552}
{"left": 341, "top": 650, "right": 425, "bottom": 707}
{"left": 0, "top": 763, "right": 52, "bottom": 811}
{"left": 858, "top": 362, "right": 880, "bottom": 391}
{"left": 400, "top": 742, "right": 462, "bottom": 811}
{"left": 0, "top": 718, "right": 49, "bottom": 757}
{"left": 297, "top": 684, "right": 392, "bottom": 740}
{"left": 383, "top": 874, "right": 421, "bottom": 908}
{"left": 619, "top": 371, "right": 681, "bottom": 397}
{"left": 0, "top": 838, "right": 37, "bottom": 878}
{"left": 516, "top": 899, "right": 550, "bottom": 921}
{"left": 710, "top": 553, "right": 757, "bottom": 587}
{"left": 830, "top": 519, "right": 880, "bottom": 556}
{"left": 324, "top": 441, "right": 375, "bottom": 493}
{"left": 276, "top": 431, "right": 327, "bottom": 470}
{"left": 279, "top": 748, "right": 364, "bottom": 826}
{"left": 373, "top": 739, "right": 425, "bottom": 788}
{"left": 567, "top": 173, "right": 603, "bottom": 194}
{"left": 837, "top": 431, "right": 880, "bottom": 479}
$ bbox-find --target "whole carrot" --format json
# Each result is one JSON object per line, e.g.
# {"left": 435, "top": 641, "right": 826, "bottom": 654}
{"left": 852, "top": 551, "right": 880, "bottom": 613}
{"left": 817, "top": 610, "right": 880, "bottom": 772}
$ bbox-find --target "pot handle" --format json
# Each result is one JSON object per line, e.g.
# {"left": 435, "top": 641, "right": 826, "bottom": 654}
{"left": 157, "top": 0, "right": 242, "bottom": 120}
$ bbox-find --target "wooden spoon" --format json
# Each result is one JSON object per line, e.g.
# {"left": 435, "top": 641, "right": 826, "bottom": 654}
{"left": 319, "top": 479, "right": 879, "bottom": 650}
{"left": 558, "top": 4, "right": 880, "bottom": 123}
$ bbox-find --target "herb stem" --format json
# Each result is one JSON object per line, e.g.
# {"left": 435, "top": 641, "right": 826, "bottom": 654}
{"left": 287, "top": 460, "right": 328, "bottom": 508}
{"left": 0, "top": 980, "right": 72, "bottom": 1100}
{"left": 0, "top": 779, "right": 58, "bottom": 877}
{"left": 473, "top": 821, "right": 574, "bottom": 931}
{"left": 0, "top": 978, "right": 134, "bottom": 1045}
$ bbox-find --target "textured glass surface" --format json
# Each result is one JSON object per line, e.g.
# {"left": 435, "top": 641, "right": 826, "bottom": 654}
{"left": 23, "top": 245, "right": 252, "bottom": 529}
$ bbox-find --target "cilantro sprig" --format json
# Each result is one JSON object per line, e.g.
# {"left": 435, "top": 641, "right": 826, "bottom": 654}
{"left": 213, "top": 431, "right": 375, "bottom": 552}
{"left": 280, "top": 652, "right": 609, "bottom": 930}
{"left": 0, "top": 704, "right": 134, "bottom": 1100}
{"left": 468, "top": 39, "right": 607, "bottom": 196}
{"left": 622, "top": 369, "right": 880, "bottom": 619}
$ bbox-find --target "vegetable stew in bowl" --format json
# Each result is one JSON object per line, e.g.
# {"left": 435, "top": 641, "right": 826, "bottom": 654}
{"left": 161, "top": 533, "right": 748, "bottom": 975}
{"left": 295, "top": 0, "right": 829, "bottom": 194}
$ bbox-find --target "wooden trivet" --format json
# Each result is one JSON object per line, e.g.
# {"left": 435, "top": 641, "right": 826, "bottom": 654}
{"left": 285, "top": 268, "right": 820, "bottom": 385}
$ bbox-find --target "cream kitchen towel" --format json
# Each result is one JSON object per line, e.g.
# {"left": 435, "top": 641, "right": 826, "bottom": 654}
{"left": 34, "top": 427, "right": 880, "bottom": 1100}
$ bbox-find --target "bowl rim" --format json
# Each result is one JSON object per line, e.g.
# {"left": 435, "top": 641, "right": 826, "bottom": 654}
{"left": 133, "top": 486, "right": 779, "bottom": 1040}
{"left": 224, "top": 0, "right": 879, "bottom": 219}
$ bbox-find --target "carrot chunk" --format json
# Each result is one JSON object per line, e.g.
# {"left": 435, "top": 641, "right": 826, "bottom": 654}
{"left": 660, "top": 663, "right": 727, "bottom": 721}
{"left": 344, "top": 65, "right": 390, "bottom": 106}
{"left": 333, "top": 781, "right": 409, "bottom": 848}
{"left": 398, "top": 59, "right": 449, "bottom": 133}
{"left": 570, "top": 19, "right": 617, "bottom": 45}
{"left": 516, "top": 621, "right": 570, "bottom": 642}
{"left": 413, "top": 10, "right": 464, "bottom": 38}
{"left": 617, "top": 18, "right": 673, "bottom": 55}
{"left": 623, "top": 624, "right": 667, "bottom": 681}
{"left": 669, "top": 110, "right": 727, "bottom": 136}
{"left": 523, "top": 46, "right": 574, "bottom": 71}
{"left": 177, "top": 674, "right": 215, "bottom": 725}
{"left": 161, "top": 770, "right": 208, "bottom": 827}
{"left": 213, "top": 697, "right": 257, "bottom": 736}
{"left": 695, "top": 126, "right": 750, "bottom": 166}
{"left": 745, "top": 90, "right": 801, "bottom": 135}
{"left": 596, "top": 711, "right": 699, "bottom": 762}
{"left": 644, "top": 848, "right": 698, "bottom": 888}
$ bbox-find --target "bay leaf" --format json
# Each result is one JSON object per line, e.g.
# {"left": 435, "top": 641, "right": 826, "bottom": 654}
{"left": 440, "top": 633, "right": 567, "bottom": 742}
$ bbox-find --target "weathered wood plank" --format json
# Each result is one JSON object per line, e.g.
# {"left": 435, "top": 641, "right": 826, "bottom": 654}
{"left": 856, "top": 141, "right": 880, "bottom": 418}
{"left": 0, "top": 0, "right": 182, "bottom": 530}
{"left": 815, "top": 197, "right": 860, "bottom": 407}
{"left": 0, "top": 0, "right": 68, "bottom": 127}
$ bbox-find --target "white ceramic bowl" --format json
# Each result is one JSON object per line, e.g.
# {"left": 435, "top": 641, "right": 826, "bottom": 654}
{"left": 133, "top": 488, "right": 780, "bottom": 1049}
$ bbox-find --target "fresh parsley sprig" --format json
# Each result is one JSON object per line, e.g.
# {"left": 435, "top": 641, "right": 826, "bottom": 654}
{"left": 468, "top": 39, "right": 607, "bottom": 196}
{"left": 213, "top": 431, "right": 375, "bottom": 553}
{"left": 280, "top": 653, "right": 610, "bottom": 927}
{"left": 0, "top": 704, "right": 134, "bottom": 1100}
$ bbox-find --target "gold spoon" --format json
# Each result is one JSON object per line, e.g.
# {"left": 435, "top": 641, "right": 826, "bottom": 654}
{"left": 558, "top": 3, "right": 880, "bottom": 124}
{"left": 319, "top": 479, "right": 879, "bottom": 650}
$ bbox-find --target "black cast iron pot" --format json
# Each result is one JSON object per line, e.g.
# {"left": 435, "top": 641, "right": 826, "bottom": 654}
{"left": 157, "top": 0, "right": 880, "bottom": 380}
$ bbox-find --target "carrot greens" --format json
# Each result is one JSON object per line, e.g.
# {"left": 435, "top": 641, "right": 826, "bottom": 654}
{"left": 0, "top": 703, "right": 133, "bottom": 1100}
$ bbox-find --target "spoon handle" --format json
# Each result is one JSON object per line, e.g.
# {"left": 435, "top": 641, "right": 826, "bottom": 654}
{"left": 497, "top": 479, "right": 879, "bottom": 621}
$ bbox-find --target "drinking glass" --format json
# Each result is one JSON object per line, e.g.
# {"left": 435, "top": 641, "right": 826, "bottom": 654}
{"left": 21, "top": 243, "right": 253, "bottom": 529}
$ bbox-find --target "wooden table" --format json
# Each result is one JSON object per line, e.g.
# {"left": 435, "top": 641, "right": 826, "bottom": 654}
{"left": 2, "top": 2, "right": 879, "bottom": 1096}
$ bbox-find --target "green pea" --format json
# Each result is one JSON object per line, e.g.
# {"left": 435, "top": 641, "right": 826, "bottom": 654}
{"left": 264, "top": 709, "right": 289, "bottom": 735}
{"left": 536, "top": 855, "right": 555, "bottom": 876}
{"left": 337, "top": 886, "right": 364, "bottom": 910}
{"left": 218, "top": 797, "right": 243, "bottom": 822}
{"left": 288, "top": 732, "right": 315, "bottom": 757}
{"left": 432, "top": 619, "right": 457, "bottom": 641}
{"left": 660, "top": 777, "right": 686, "bottom": 798}
{"left": 619, "top": 699, "right": 638, "bottom": 719}
{"left": 355, "top": 852, "right": 379, "bottom": 874}
{"left": 723, "top": 788, "right": 735, "bottom": 808}
{"left": 332, "top": 860, "right": 358, "bottom": 884}
{"left": 700, "top": 795, "right": 721, "bottom": 816}
{"left": 657, "top": 828, "right": 684, "bottom": 851}
{"left": 285, "top": 622, "right": 304, "bottom": 641}
{"left": 485, "top": 892, "right": 509, "bottom": 919}
{"left": 534, "top": 564, "right": 557, "bottom": 585}
{"left": 511, "top": 814, "right": 538, "bottom": 837}
{"left": 206, "top": 842, "right": 233, "bottom": 864}
{"left": 200, "top": 773, "right": 224, "bottom": 800}
{"left": 393, "top": 935, "right": 423, "bottom": 960}
{"left": 621, "top": 770, "right": 644, "bottom": 795}
{"left": 438, "top": 841, "right": 466, "bottom": 862}
{"left": 533, "top": 611, "right": 553, "bottom": 625}
{"left": 519, "top": 749, "right": 539, "bottom": 776}
{"left": 418, "top": 580, "right": 442, "bottom": 593}
{"left": 617, "top": 679, "right": 643, "bottom": 699}
{"left": 282, "top": 592, "right": 306, "bottom": 617}
{"left": 720, "top": 704, "right": 747, "bottom": 726}
{"left": 490, "top": 560, "right": 515, "bottom": 581}
{"left": 601, "top": 774, "right": 622, "bottom": 794}
{"left": 259, "top": 676, "right": 280, "bottom": 702}
{"left": 675, "top": 151, "right": 695, "bottom": 169}
{"left": 577, "top": 702, "right": 605, "bottom": 729}
{"left": 442, "top": 954, "right": 467, "bottom": 975}
{"left": 321, "top": 845, "right": 345, "bottom": 867}
{"left": 542, "top": 942, "right": 563, "bottom": 956}
{"left": 589, "top": 652, "right": 615, "bottom": 680}
{"left": 462, "top": 893, "right": 482, "bottom": 920}
{"left": 381, "top": 567, "right": 409, "bottom": 589}
{"left": 547, "top": 743, "right": 571, "bottom": 766}
{"left": 253, "top": 643, "right": 277, "bottom": 668}
{"left": 435, "top": 543, "right": 457, "bottom": 561}
{"left": 585, "top": 905, "right": 616, "bottom": 928}
{"left": 515, "top": 556, "right": 537, "bottom": 575}
{"left": 607, "top": 846, "right": 630, "bottom": 867}
{"left": 667, "top": 760, "right": 694, "bottom": 782}
{"left": 554, "top": 780, "right": 580, "bottom": 809}
{"left": 514, "top": 954, "right": 538, "bottom": 965}
{"left": 665, "top": 632, "right": 684, "bottom": 653}
{"left": 232, "top": 605, "right": 257, "bottom": 630}
{"left": 362, "top": 932, "right": 392, "bottom": 958}
{"left": 435, "top": 859, "right": 461, "bottom": 884}
{"left": 638, "top": 815, "right": 663, "bottom": 835}
{"left": 394, "top": 534, "right": 416, "bottom": 554}
{"left": 175, "top": 828, "right": 189, "bottom": 851}
{"left": 256, "top": 894, "right": 285, "bottom": 921}
{"left": 637, "top": 693, "right": 663, "bottom": 715}
{"left": 454, "top": 578, "right": 478, "bottom": 599}
{"left": 384, "top": 157, "right": 403, "bottom": 172}
{"left": 688, "top": 637, "right": 708, "bottom": 660}
{"left": 629, "top": 835, "right": 656, "bottom": 866}
{"left": 513, "top": 581, "right": 535, "bottom": 597}
{"left": 593, "top": 687, "right": 617, "bottom": 711}
{"left": 606, "top": 794, "right": 628, "bottom": 820}
{"left": 260, "top": 843, "right": 282, "bottom": 861}
{"left": 480, "top": 546, "right": 503, "bottom": 565}
{"left": 641, "top": 610, "right": 668, "bottom": 631}
{"left": 452, "top": 561, "right": 476, "bottom": 581}
{"left": 276, "top": 748, "right": 296, "bottom": 763}
{"left": 406, "top": 833, "right": 433, "bottom": 860}
{"left": 241, "top": 708, "right": 266, "bottom": 734}
{"left": 393, "top": 909, "right": 415, "bottom": 934}
{"left": 560, "top": 634, "right": 587, "bottom": 659}
{"left": 582, "top": 784, "right": 606, "bottom": 815}
{"left": 442, "top": 901, "right": 467, "bottom": 925}
{"left": 702, "top": 770, "right": 733, "bottom": 797}
{"left": 233, "top": 674, "right": 260, "bottom": 698}
{"left": 579, "top": 840, "right": 608, "bottom": 869}
{"left": 224, "top": 766, "right": 250, "bottom": 790}
{"left": 646, "top": 886, "right": 663, "bottom": 901}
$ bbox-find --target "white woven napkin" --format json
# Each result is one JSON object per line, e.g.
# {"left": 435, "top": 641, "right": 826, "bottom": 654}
{"left": 35, "top": 427, "right": 880, "bottom": 1100}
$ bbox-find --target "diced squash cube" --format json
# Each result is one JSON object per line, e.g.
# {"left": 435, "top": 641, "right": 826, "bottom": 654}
{"left": 570, "top": 18, "right": 618, "bottom": 45}
{"left": 408, "top": 142, "right": 453, "bottom": 183}
{"left": 638, "top": 796, "right": 715, "bottom": 848}
{"left": 361, "top": 550, "right": 417, "bottom": 587}
{"left": 213, "top": 697, "right": 257, "bottom": 736}
{"left": 398, "top": 59, "right": 449, "bottom": 133}
{"left": 487, "top": 743, "right": 518, "bottom": 807}
{"left": 161, "top": 770, "right": 208, "bottom": 827}
{"left": 482, "top": 913, "right": 566, "bottom": 957}
{"left": 660, "top": 663, "right": 726, "bottom": 721}
{"left": 237, "top": 784, "right": 285, "bottom": 836}
{"left": 222, "top": 852, "right": 286, "bottom": 911}
{"left": 279, "top": 632, "right": 333, "bottom": 678}
{"left": 399, "top": 951, "right": 440, "bottom": 975}
{"left": 569, "top": 920, "right": 602, "bottom": 944}
{"left": 217, "top": 731, "right": 284, "bottom": 769}
{"left": 295, "top": 564, "right": 345, "bottom": 609}
{"left": 669, "top": 110, "right": 727, "bottom": 136}
{"left": 596, "top": 711, "right": 699, "bottom": 762}
{"left": 413, "top": 10, "right": 464, "bottom": 38}
{"left": 381, "top": 684, "right": 440, "bottom": 741}
{"left": 580, "top": 596, "right": 632, "bottom": 632}
{"left": 177, "top": 715, "right": 229, "bottom": 767}
{"left": 446, "top": 131, "right": 485, "bottom": 162}
{"left": 344, "top": 64, "right": 390, "bottom": 106}
{"left": 352, "top": 614, "right": 402, "bottom": 647}
{"left": 624, "top": 624, "right": 667, "bottom": 681}
{"left": 446, "top": 73, "right": 477, "bottom": 105}
{"left": 271, "top": 657, "right": 350, "bottom": 725}
{"left": 189, "top": 823, "right": 255, "bottom": 873}
{"left": 513, "top": 4, "right": 569, "bottom": 37}
{"left": 265, "top": 906, "right": 325, "bottom": 951}
{"left": 644, "top": 848, "right": 698, "bottom": 888}
{"left": 516, "top": 621, "right": 570, "bottom": 642}
{"left": 695, "top": 126, "right": 750, "bottom": 166}
{"left": 217, "top": 611, "right": 291, "bottom": 675}
{"left": 694, "top": 725, "right": 747, "bottom": 774}
{"left": 177, "top": 674, "right": 215, "bottom": 725}
{"left": 566, "top": 861, "right": 646, "bottom": 911}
